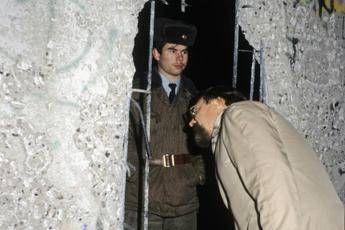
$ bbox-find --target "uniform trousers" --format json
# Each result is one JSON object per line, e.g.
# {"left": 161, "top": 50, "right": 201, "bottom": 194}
{"left": 124, "top": 209, "right": 197, "bottom": 230}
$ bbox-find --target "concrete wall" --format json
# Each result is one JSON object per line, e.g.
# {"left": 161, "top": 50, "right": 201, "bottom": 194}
{"left": 0, "top": 0, "right": 144, "bottom": 229}
{"left": 1, "top": 0, "right": 344, "bottom": 229}
{"left": 238, "top": 0, "right": 345, "bottom": 202}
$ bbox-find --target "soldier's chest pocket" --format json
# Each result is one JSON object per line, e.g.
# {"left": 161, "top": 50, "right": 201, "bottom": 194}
{"left": 150, "top": 112, "right": 161, "bottom": 135}
{"left": 151, "top": 111, "right": 161, "bottom": 123}
{"left": 151, "top": 112, "right": 181, "bottom": 132}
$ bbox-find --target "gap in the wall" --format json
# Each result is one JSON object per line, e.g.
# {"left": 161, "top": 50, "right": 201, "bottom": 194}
{"left": 130, "top": 1, "right": 262, "bottom": 230}
{"left": 132, "top": 0, "right": 261, "bottom": 100}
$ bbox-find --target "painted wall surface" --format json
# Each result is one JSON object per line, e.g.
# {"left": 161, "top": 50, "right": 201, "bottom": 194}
{"left": 238, "top": 0, "right": 345, "bottom": 202}
{"left": 0, "top": 0, "right": 143, "bottom": 229}
{"left": 1, "top": 0, "right": 344, "bottom": 228}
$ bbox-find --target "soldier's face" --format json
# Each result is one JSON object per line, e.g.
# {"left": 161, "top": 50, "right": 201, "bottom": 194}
{"left": 153, "top": 43, "right": 189, "bottom": 78}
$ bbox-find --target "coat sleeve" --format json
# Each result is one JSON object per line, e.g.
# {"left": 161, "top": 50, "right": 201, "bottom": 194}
{"left": 126, "top": 99, "right": 142, "bottom": 182}
{"left": 183, "top": 79, "right": 205, "bottom": 186}
{"left": 191, "top": 154, "right": 206, "bottom": 185}
{"left": 216, "top": 175, "right": 229, "bottom": 209}
{"left": 220, "top": 104, "right": 301, "bottom": 230}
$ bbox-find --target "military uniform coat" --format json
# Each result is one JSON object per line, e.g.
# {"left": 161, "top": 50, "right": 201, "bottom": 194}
{"left": 213, "top": 101, "right": 344, "bottom": 230}
{"left": 126, "top": 69, "right": 204, "bottom": 217}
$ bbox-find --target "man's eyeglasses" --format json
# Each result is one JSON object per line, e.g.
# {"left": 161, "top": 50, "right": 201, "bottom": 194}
{"left": 189, "top": 105, "right": 200, "bottom": 118}
{"left": 182, "top": 104, "right": 200, "bottom": 124}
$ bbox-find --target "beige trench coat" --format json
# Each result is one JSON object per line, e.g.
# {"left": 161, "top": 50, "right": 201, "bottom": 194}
{"left": 213, "top": 101, "right": 344, "bottom": 230}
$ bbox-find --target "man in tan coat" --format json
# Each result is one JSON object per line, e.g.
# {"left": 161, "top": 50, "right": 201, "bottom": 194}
{"left": 188, "top": 87, "right": 344, "bottom": 230}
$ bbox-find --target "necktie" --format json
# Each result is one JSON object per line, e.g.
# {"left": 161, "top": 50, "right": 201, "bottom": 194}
{"left": 168, "top": 83, "right": 177, "bottom": 103}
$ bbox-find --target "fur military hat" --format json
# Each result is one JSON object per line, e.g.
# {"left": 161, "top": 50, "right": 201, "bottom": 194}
{"left": 154, "top": 17, "right": 197, "bottom": 47}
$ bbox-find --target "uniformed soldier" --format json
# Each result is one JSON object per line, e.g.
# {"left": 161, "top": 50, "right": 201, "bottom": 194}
{"left": 125, "top": 18, "right": 205, "bottom": 230}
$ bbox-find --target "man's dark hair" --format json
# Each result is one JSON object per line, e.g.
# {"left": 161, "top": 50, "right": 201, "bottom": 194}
{"left": 192, "top": 86, "right": 247, "bottom": 106}
{"left": 153, "top": 41, "right": 166, "bottom": 54}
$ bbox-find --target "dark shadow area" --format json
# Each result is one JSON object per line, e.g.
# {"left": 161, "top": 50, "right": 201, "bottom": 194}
{"left": 131, "top": 1, "right": 261, "bottom": 230}
{"left": 237, "top": 27, "right": 261, "bottom": 100}
{"left": 197, "top": 152, "right": 236, "bottom": 230}
{"left": 132, "top": 0, "right": 261, "bottom": 98}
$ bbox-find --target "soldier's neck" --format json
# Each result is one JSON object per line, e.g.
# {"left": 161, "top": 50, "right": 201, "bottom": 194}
{"left": 158, "top": 70, "right": 181, "bottom": 83}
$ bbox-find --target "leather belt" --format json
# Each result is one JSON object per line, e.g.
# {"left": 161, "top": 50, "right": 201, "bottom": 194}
{"left": 149, "top": 154, "right": 192, "bottom": 167}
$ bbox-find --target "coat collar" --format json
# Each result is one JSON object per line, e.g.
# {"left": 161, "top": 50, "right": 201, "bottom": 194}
{"left": 211, "top": 108, "right": 228, "bottom": 153}
{"left": 151, "top": 67, "right": 194, "bottom": 95}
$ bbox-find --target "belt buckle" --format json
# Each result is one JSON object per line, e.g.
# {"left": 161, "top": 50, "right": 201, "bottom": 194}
{"left": 162, "top": 154, "right": 175, "bottom": 167}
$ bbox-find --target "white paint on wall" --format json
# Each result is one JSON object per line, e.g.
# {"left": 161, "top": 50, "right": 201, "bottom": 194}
{"left": 0, "top": 0, "right": 144, "bottom": 229}
{"left": 238, "top": 0, "right": 345, "bottom": 202}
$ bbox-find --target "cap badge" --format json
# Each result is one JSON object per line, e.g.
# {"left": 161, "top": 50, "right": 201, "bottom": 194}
{"left": 181, "top": 34, "right": 187, "bottom": 40}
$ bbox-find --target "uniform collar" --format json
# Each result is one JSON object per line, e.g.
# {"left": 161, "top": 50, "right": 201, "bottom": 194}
{"left": 159, "top": 72, "right": 181, "bottom": 96}
{"left": 211, "top": 108, "right": 228, "bottom": 153}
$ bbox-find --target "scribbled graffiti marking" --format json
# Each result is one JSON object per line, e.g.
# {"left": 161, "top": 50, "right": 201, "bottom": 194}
{"left": 318, "top": 0, "right": 334, "bottom": 16}
{"left": 297, "top": 0, "right": 345, "bottom": 16}
{"left": 316, "top": 0, "right": 345, "bottom": 16}
{"left": 286, "top": 36, "right": 299, "bottom": 70}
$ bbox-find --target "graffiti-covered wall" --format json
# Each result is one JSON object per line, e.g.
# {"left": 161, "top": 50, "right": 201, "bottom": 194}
{"left": 1, "top": 0, "right": 344, "bottom": 229}
{"left": 0, "top": 0, "right": 144, "bottom": 229}
{"left": 238, "top": 0, "right": 345, "bottom": 202}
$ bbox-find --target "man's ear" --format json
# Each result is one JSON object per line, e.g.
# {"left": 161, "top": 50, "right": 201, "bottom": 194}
{"left": 152, "top": 48, "right": 160, "bottom": 62}
{"left": 216, "top": 97, "right": 226, "bottom": 106}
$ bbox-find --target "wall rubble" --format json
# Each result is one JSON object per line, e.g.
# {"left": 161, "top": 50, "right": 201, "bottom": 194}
{"left": 0, "top": 0, "right": 144, "bottom": 229}
{"left": 238, "top": 0, "right": 345, "bottom": 202}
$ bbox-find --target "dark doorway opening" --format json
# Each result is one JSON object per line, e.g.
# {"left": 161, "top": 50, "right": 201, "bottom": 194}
{"left": 133, "top": 0, "right": 261, "bottom": 99}
{"left": 132, "top": 1, "right": 261, "bottom": 230}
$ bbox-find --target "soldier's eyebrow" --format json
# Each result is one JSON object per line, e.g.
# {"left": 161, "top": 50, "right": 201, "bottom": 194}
{"left": 167, "top": 47, "right": 178, "bottom": 51}
{"left": 167, "top": 47, "right": 189, "bottom": 52}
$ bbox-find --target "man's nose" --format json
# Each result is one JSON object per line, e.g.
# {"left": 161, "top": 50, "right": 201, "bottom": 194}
{"left": 176, "top": 52, "right": 183, "bottom": 60}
